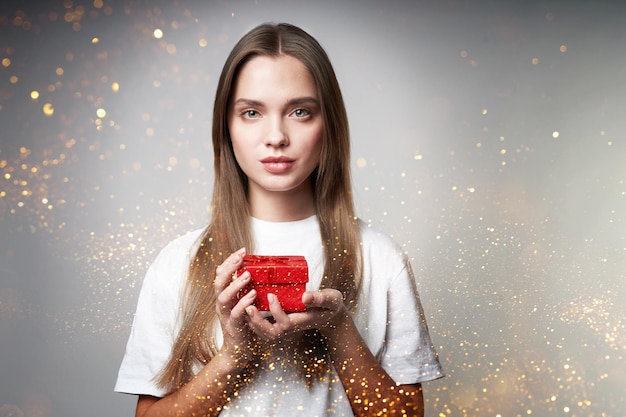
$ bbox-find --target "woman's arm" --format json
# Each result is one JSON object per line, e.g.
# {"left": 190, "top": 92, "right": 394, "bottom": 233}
{"left": 135, "top": 248, "right": 259, "bottom": 417}
{"left": 323, "top": 308, "right": 424, "bottom": 417}
{"left": 134, "top": 344, "right": 250, "bottom": 417}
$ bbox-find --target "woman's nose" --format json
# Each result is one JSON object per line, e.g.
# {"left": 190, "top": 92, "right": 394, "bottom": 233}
{"left": 264, "top": 116, "right": 289, "bottom": 147}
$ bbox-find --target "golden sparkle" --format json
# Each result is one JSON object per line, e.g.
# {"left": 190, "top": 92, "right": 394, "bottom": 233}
{"left": 42, "top": 102, "right": 54, "bottom": 116}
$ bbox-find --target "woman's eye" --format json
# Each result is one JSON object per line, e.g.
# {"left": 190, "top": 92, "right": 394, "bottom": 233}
{"left": 243, "top": 110, "right": 259, "bottom": 118}
{"left": 293, "top": 108, "right": 310, "bottom": 118}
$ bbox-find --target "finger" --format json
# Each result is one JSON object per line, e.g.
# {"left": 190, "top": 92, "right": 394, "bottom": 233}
{"left": 229, "top": 288, "right": 257, "bottom": 325}
{"left": 302, "top": 289, "right": 343, "bottom": 310}
{"left": 214, "top": 247, "right": 246, "bottom": 291}
{"left": 247, "top": 294, "right": 302, "bottom": 340}
{"left": 245, "top": 305, "right": 275, "bottom": 338}
{"left": 216, "top": 270, "right": 252, "bottom": 314}
{"left": 266, "top": 293, "right": 292, "bottom": 328}
{"left": 247, "top": 301, "right": 293, "bottom": 340}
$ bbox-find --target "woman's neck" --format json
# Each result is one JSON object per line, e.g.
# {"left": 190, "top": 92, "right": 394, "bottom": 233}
{"left": 248, "top": 185, "right": 316, "bottom": 222}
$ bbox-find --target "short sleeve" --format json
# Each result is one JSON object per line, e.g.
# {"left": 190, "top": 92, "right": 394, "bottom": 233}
{"left": 114, "top": 230, "right": 202, "bottom": 397}
{"left": 379, "top": 256, "right": 444, "bottom": 384}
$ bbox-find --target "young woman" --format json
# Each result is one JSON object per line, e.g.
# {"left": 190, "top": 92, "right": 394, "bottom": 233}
{"left": 115, "top": 23, "right": 443, "bottom": 417}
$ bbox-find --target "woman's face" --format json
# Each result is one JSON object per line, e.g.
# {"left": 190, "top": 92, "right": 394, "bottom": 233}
{"left": 228, "top": 54, "right": 323, "bottom": 204}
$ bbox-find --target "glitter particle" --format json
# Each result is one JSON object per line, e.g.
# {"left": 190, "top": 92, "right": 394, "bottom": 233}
{"left": 42, "top": 103, "right": 54, "bottom": 116}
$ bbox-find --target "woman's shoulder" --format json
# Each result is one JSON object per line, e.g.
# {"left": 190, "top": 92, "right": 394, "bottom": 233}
{"left": 141, "top": 227, "right": 207, "bottom": 291}
{"left": 357, "top": 219, "right": 406, "bottom": 261}
{"left": 151, "top": 227, "right": 206, "bottom": 266}
{"left": 355, "top": 219, "right": 413, "bottom": 296}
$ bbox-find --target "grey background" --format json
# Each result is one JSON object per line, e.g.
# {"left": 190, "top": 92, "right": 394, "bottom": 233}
{"left": 1, "top": 0, "right": 625, "bottom": 415}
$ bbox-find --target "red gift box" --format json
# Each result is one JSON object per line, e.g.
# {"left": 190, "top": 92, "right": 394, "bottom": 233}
{"left": 238, "top": 255, "right": 309, "bottom": 312}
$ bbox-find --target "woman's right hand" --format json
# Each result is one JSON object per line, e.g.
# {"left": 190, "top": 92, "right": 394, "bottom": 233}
{"left": 136, "top": 249, "right": 262, "bottom": 417}
{"left": 213, "top": 248, "right": 259, "bottom": 361}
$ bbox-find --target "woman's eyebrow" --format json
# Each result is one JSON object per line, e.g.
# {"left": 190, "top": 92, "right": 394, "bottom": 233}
{"left": 232, "top": 97, "right": 319, "bottom": 107}
{"left": 232, "top": 98, "right": 263, "bottom": 108}
{"left": 286, "top": 97, "right": 319, "bottom": 106}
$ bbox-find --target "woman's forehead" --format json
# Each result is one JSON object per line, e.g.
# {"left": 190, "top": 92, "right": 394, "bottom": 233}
{"left": 232, "top": 55, "right": 318, "bottom": 104}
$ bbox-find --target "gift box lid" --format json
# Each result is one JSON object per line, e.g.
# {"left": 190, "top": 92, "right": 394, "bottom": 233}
{"left": 241, "top": 255, "right": 308, "bottom": 285}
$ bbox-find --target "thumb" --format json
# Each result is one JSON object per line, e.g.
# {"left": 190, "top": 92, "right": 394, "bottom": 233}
{"left": 302, "top": 289, "right": 343, "bottom": 310}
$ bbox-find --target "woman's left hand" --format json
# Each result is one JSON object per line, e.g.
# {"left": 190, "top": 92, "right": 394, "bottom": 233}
{"left": 245, "top": 289, "right": 346, "bottom": 341}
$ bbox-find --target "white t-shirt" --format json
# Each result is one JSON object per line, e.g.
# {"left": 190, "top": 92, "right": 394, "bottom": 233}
{"left": 115, "top": 216, "right": 443, "bottom": 416}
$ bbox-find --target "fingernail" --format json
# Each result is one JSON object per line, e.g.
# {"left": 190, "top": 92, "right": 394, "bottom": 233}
{"left": 236, "top": 247, "right": 246, "bottom": 257}
{"left": 268, "top": 293, "right": 277, "bottom": 304}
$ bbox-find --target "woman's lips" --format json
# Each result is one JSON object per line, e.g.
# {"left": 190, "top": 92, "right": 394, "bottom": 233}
{"left": 261, "top": 157, "right": 294, "bottom": 173}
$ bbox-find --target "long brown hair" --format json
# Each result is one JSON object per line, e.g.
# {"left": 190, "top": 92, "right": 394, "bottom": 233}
{"left": 157, "top": 23, "right": 362, "bottom": 392}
